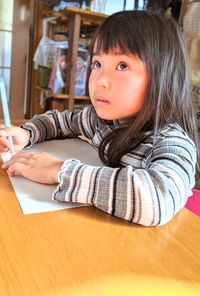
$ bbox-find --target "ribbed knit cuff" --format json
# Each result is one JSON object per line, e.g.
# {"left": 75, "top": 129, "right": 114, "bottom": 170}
{"left": 20, "top": 124, "right": 36, "bottom": 148}
{"left": 53, "top": 158, "right": 81, "bottom": 201}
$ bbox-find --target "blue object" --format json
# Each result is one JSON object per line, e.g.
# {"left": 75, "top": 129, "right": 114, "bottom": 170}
{"left": 0, "top": 77, "right": 14, "bottom": 154}
{"left": 81, "top": 0, "right": 86, "bottom": 9}
{"left": 53, "top": 1, "right": 80, "bottom": 11}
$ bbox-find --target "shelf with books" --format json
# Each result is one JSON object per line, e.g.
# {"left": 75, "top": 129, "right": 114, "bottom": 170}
{"left": 33, "top": 7, "right": 107, "bottom": 114}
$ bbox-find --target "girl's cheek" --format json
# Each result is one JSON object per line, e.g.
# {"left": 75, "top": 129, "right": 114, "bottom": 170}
{"left": 88, "top": 74, "right": 96, "bottom": 91}
{"left": 88, "top": 79, "right": 94, "bottom": 98}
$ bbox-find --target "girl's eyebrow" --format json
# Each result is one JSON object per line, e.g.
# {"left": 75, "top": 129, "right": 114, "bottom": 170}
{"left": 92, "top": 52, "right": 128, "bottom": 57}
{"left": 92, "top": 52, "right": 101, "bottom": 57}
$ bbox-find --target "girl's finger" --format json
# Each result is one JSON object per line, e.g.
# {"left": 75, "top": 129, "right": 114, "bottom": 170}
{"left": 11, "top": 152, "right": 35, "bottom": 159}
{"left": 7, "top": 162, "right": 26, "bottom": 177}
{"left": 0, "top": 144, "right": 9, "bottom": 152}
{"left": 2, "top": 156, "right": 30, "bottom": 169}
{"left": 0, "top": 130, "right": 7, "bottom": 137}
{"left": 0, "top": 137, "right": 10, "bottom": 148}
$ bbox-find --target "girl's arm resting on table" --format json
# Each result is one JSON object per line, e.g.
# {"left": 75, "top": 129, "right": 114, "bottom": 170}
{"left": 53, "top": 136, "right": 196, "bottom": 226}
{"left": 21, "top": 107, "right": 98, "bottom": 147}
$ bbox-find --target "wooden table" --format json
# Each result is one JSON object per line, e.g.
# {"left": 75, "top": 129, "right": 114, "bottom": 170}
{"left": 0, "top": 160, "right": 200, "bottom": 296}
{"left": 0, "top": 119, "right": 200, "bottom": 295}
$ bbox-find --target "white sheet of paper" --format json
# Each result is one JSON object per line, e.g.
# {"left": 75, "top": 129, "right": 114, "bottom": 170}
{"left": 1, "top": 138, "right": 102, "bottom": 214}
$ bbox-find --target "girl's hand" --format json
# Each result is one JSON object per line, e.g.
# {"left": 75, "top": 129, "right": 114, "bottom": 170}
{"left": 0, "top": 126, "right": 30, "bottom": 153}
{"left": 2, "top": 152, "right": 64, "bottom": 184}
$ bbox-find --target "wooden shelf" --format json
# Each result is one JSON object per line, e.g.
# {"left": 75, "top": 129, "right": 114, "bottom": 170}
{"left": 46, "top": 7, "right": 108, "bottom": 21}
{"left": 33, "top": 7, "right": 107, "bottom": 114}
{"left": 36, "top": 87, "right": 89, "bottom": 101}
{"left": 53, "top": 94, "right": 90, "bottom": 100}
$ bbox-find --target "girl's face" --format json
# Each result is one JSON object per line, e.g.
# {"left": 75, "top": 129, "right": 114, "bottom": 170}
{"left": 89, "top": 50, "right": 148, "bottom": 121}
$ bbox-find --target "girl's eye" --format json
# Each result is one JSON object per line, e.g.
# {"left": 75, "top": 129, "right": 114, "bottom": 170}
{"left": 91, "top": 61, "right": 101, "bottom": 69}
{"left": 117, "top": 63, "right": 128, "bottom": 71}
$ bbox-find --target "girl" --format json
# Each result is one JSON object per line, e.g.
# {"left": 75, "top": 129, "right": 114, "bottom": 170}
{"left": 0, "top": 11, "right": 199, "bottom": 226}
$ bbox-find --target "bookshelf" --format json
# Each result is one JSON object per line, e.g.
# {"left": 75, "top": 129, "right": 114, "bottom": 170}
{"left": 32, "top": 7, "right": 107, "bottom": 114}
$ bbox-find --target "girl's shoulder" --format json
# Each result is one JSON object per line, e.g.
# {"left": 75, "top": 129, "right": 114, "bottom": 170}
{"left": 159, "top": 122, "right": 189, "bottom": 136}
{"left": 157, "top": 122, "right": 196, "bottom": 149}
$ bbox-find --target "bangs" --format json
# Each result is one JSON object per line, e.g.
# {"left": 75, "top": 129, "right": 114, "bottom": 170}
{"left": 92, "top": 32, "right": 132, "bottom": 55}
{"left": 90, "top": 15, "right": 142, "bottom": 57}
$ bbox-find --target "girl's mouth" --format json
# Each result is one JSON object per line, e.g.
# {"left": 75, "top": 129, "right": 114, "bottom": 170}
{"left": 95, "top": 96, "right": 111, "bottom": 106}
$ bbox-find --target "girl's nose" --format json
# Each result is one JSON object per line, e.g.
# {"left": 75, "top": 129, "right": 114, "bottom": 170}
{"left": 96, "top": 72, "right": 111, "bottom": 90}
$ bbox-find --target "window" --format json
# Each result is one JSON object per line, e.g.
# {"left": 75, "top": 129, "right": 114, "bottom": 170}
{"left": 0, "top": 0, "right": 14, "bottom": 99}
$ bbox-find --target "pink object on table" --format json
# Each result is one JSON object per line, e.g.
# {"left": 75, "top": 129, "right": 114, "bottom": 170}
{"left": 185, "top": 189, "right": 200, "bottom": 217}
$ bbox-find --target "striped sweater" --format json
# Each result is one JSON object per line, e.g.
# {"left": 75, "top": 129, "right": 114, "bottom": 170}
{"left": 22, "top": 106, "right": 197, "bottom": 226}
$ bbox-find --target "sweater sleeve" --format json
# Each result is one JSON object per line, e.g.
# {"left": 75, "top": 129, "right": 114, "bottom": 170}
{"left": 21, "top": 106, "right": 98, "bottom": 146}
{"left": 53, "top": 134, "right": 196, "bottom": 226}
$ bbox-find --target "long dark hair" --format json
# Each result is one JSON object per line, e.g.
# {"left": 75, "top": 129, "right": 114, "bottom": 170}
{"left": 90, "top": 10, "right": 199, "bottom": 172}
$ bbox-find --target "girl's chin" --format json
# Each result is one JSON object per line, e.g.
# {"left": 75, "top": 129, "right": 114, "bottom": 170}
{"left": 95, "top": 110, "right": 134, "bottom": 123}
{"left": 95, "top": 110, "right": 116, "bottom": 121}
{"left": 92, "top": 103, "right": 122, "bottom": 121}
